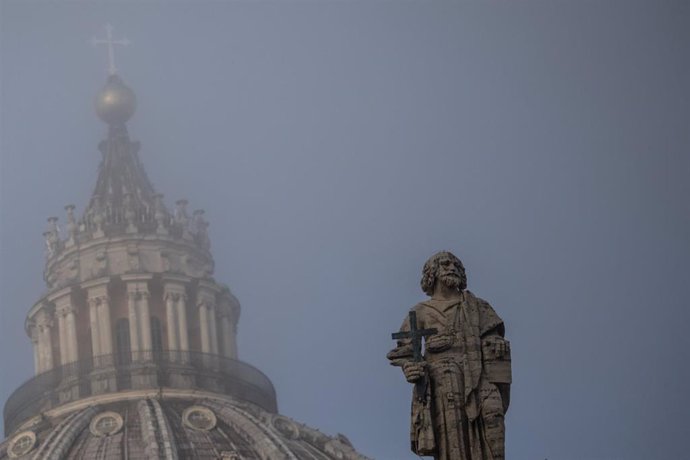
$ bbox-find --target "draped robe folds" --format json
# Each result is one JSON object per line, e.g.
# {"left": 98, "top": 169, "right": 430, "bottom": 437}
{"left": 388, "top": 290, "right": 511, "bottom": 460}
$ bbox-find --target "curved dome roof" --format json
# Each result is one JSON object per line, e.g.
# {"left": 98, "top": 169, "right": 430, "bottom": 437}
{"left": 0, "top": 393, "right": 369, "bottom": 460}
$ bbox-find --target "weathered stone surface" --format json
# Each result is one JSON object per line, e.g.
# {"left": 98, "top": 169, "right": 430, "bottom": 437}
{"left": 388, "top": 251, "right": 511, "bottom": 460}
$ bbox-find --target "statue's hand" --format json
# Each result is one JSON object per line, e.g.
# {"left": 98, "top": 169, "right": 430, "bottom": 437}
{"left": 425, "top": 334, "right": 453, "bottom": 353}
{"left": 387, "top": 345, "right": 413, "bottom": 367}
{"left": 402, "top": 361, "right": 426, "bottom": 383}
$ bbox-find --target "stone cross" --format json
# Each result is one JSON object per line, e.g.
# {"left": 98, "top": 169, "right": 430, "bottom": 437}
{"left": 91, "top": 24, "right": 131, "bottom": 75}
{"left": 391, "top": 311, "right": 437, "bottom": 362}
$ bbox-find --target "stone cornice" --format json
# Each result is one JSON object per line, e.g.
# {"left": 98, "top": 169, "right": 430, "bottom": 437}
{"left": 46, "top": 286, "right": 73, "bottom": 304}
{"left": 14, "top": 389, "right": 254, "bottom": 435}
{"left": 120, "top": 273, "right": 154, "bottom": 283}
{"left": 80, "top": 277, "right": 111, "bottom": 290}
{"left": 161, "top": 274, "right": 192, "bottom": 285}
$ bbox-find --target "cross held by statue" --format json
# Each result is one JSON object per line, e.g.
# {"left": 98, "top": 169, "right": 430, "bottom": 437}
{"left": 391, "top": 311, "right": 437, "bottom": 362}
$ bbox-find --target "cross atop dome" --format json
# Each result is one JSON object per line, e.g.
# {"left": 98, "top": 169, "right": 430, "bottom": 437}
{"left": 91, "top": 24, "right": 131, "bottom": 76}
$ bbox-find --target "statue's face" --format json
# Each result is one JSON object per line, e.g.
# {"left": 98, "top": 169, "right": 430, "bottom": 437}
{"left": 435, "top": 254, "right": 464, "bottom": 290}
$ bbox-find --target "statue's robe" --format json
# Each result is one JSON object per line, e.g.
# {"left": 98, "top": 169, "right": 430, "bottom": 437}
{"left": 388, "top": 290, "right": 511, "bottom": 460}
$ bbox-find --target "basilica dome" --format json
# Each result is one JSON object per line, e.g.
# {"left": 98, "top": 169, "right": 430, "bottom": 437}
{"left": 1, "top": 394, "right": 363, "bottom": 459}
{"left": 2, "top": 54, "right": 369, "bottom": 459}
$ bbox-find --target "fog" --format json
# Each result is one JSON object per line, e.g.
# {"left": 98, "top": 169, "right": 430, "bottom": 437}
{"left": 1, "top": 1, "right": 689, "bottom": 459}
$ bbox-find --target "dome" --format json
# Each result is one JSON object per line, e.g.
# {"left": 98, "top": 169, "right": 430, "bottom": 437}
{"left": 95, "top": 74, "right": 136, "bottom": 124}
{"left": 3, "top": 34, "right": 370, "bottom": 460}
{"left": 0, "top": 393, "right": 369, "bottom": 460}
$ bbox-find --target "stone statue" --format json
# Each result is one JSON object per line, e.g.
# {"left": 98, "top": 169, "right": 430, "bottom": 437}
{"left": 388, "top": 251, "right": 511, "bottom": 460}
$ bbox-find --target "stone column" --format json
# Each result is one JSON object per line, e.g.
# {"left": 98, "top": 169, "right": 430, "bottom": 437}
{"left": 197, "top": 282, "right": 221, "bottom": 383}
{"left": 164, "top": 292, "right": 179, "bottom": 350}
{"left": 163, "top": 276, "right": 190, "bottom": 356}
{"left": 209, "top": 303, "right": 219, "bottom": 356}
{"left": 88, "top": 298, "right": 102, "bottom": 357}
{"left": 163, "top": 277, "right": 193, "bottom": 387}
{"left": 198, "top": 301, "right": 210, "bottom": 354}
{"left": 197, "top": 282, "right": 219, "bottom": 355}
{"left": 65, "top": 307, "right": 78, "bottom": 363}
{"left": 84, "top": 279, "right": 114, "bottom": 360}
{"left": 220, "top": 314, "right": 234, "bottom": 359}
{"left": 31, "top": 327, "right": 41, "bottom": 374}
{"left": 98, "top": 296, "right": 113, "bottom": 356}
{"left": 128, "top": 291, "right": 140, "bottom": 356}
{"left": 139, "top": 291, "right": 153, "bottom": 356}
{"left": 57, "top": 310, "right": 69, "bottom": 365}
{"left": 123, "top": 275, "right": 153, "bottom": 361}
{"left": 219, "top": 293, "right": 240, "bottom": 360}
{"left": 52, "top": 289, "right": 77, "bottom": 365}
{"left": 35, "top": 310, "right": 54, "bottom": 372}
{"left": 177, "top": 294, "right": 189, "bottom": 353}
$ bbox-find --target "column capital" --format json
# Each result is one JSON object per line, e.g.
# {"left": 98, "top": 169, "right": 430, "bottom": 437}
{"left": 164, "top": 291, "right": 184, "bottom": 302}
{"left": 88, "top": 295, "right": 109, "bottom": 307}
{"left": 35, "top": 308, "right": 54, "bottom": 329}
{"left": 197, "top": 279, "right": 220, "bottom": 294}
{"left": 163, "top": 278, "right": 188, "bottom": 299}
{"left": 161, "top": 274, "right": 192, "bottom": 285}
{"left": 56, "top": 303, "right": 77, "bottom": 317}
{"left": 29, "top": 326, "right": 40, "bottom": 343}
{"left": 196, "top": 294, "right": 215, "bottom": 309}
{"left": 197, "top": 280, "right": 219, "bottom": 309}
{"left": 127, "top": 291, "right": 149, "bottom": 301}
{"left": 125, "top": 276, "right": 151, "bottom": 298}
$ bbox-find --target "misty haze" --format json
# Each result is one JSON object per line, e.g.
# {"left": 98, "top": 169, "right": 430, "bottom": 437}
{"left": 1, "top": 1, "right": 689, "bottom": 459}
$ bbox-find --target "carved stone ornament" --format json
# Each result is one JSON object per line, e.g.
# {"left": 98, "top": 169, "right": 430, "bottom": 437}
{"left": 271, "top": 415, "right": 300, "bottom": 440}
{"left": 7, "top": 431, "right": 37, "bottom": 458}
{"left": 182, "top": 406, "right": 217, "bottom": 431}
{"left": 89, "top": 411, "right": 124, "bottom": 437}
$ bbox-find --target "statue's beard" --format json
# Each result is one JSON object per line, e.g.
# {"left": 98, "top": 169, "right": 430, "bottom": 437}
{"left": 440, "top": 273, "right": 462, "bottom": 290}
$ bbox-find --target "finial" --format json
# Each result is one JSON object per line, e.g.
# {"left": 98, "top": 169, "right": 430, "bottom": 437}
{"left": 154, "top": 194, "right": 169, "bottom": 235}
{"left": 91, "top": 24, "right": 131, "bottom": 76}
{"left": 175, "top": 199, "right": 192, "bottom": 240}
{"left": 92, "top": 25, "right": 136, "bottom": 125}
{"left": 90, "top": 195, "right": 105, "bottom": 238}
{"left": 123, "top": 193, "right": 138, "bottom": 234}
{"left": 193, "top": 210, "right": 211, "bottom": 250}
{"left": 64, "top": 204, "right": 78, "bottom": 246}
{"left": 44, "top": 217, "right": 60, "bottom": 258}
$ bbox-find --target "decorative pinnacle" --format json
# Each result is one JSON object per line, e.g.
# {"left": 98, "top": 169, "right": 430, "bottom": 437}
{"left": 91, "top": 24, "right": 131, "bottom": 76}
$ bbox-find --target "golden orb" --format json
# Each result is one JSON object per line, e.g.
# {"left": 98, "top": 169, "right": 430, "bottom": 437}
{"left": 95, "top": 74, "right": 136, "bottom": 124}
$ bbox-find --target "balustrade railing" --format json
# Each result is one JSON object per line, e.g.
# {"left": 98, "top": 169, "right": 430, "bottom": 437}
{"left": 3, "top": 351, "right": 276, "bottom": 436}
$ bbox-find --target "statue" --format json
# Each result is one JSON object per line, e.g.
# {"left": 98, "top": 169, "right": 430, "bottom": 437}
{"left": 388, "top": 251, "right": 511, "bottom": 460}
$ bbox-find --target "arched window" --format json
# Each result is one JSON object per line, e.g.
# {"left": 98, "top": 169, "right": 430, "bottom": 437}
{"left": 115, "top": 319, "right": 131, "bottom": 365}
{"left": 151, "top": 316, "right": 163, "bottom": 357}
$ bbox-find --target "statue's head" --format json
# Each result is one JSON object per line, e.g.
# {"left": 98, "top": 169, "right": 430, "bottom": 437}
{"left": 421, "top": 251, "right": 467, "bottom": 296}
